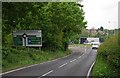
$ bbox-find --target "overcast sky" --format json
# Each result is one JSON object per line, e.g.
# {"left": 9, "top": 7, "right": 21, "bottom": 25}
{"left": 81, "top": 0, "right": 120, "bottom": 29}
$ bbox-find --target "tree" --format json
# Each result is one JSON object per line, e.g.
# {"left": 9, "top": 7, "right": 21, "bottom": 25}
{"left": 80, "top": 29, "right": 89, "bottom": 37}
{"left": 2, "top": 2, "right": 87, "bottom": 50}
{"left": 99, "top": 26, "right": 104, "bottom": 31}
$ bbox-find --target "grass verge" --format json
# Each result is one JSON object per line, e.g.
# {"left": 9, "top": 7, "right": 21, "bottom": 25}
{"left": 2, "top": 47, "right": 71, "bottom": 72}
{"left": 69, "top": 44, "right": 91, "bottom": 47}
{"left": 92, "top": 32, "right": 120, "bottom": 77}
{"left": 92, "top": 56, "right": 118, "bottom": 77}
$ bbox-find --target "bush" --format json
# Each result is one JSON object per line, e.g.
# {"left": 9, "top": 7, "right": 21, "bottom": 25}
{"left": 98, "top": 33, "right": 119, "bottom": 67}
{"left": 2, "top": 47, "right": 71, "bottom": 72}
{"left": 92, "top": 32, "right": 120, "bottom": 76}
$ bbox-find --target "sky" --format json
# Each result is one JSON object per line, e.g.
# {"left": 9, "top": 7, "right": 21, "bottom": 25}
{"left": 80, "top": 0, "right": 120, "bottom": 29}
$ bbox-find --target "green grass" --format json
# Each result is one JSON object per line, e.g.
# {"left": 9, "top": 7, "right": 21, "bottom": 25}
{"left": 92, "top": 56, "right": 118, "bottom": 77}
{"left": 69, "top": 44, "right": 91, "bottom": 47}
{"left": 92, "top": 32, "right": 120, "bottom": 77}
{"left": 2, "top": 47, "right": 71, "bottom": 72}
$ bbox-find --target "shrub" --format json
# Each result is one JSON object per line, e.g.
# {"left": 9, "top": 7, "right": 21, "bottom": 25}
{"left": 2, "top": 47, "right": 71, "bottom": 72}
{"left": 92, "top": 32, "right": 120, "bottom": 76}
{"left": 98, "top": 32, "right": 119, "bottom": 68}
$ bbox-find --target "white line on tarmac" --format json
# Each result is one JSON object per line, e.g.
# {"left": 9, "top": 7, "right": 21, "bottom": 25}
{"left": 70, "top": 59, "right": 76, "bottom": 63}
{"left": 0, "top": 54, "right": 72, "bottom": 76}
{"left": 81, "top": 53, "right": 85, "bottom": 56}
{"left": 41, "top": 70, "right": 53, "bottom": 77}
{"left": 0, "top": 63, "right": 39, "bottom": 76}
{"left": 58, "top": 63, "right": 68, "bottom": 68}
{"left": 86, "top": 61, "right": 95, "bottom": 78}
{"left": 78, "top": 56, "right": 81, "bottom": 58}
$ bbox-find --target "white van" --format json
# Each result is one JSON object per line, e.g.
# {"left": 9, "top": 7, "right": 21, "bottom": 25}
{"left": 92, "top": 42, "right": 100, "bottom": 49}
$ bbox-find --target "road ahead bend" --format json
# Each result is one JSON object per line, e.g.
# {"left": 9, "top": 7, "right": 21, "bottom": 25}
{"left": 2, "top": 46, "right": 97, "bottom": 78}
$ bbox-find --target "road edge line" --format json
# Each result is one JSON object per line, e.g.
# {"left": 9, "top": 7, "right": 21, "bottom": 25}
{"left": 0, "top": 53, "right": 72, "bottom": 75}
{"left": 86, "top": 61, "right": 95, "bottom": 78}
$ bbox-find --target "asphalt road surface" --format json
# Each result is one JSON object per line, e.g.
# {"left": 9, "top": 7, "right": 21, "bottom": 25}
{"left": 2, "top": 46, "right": 97, "bottom": 78}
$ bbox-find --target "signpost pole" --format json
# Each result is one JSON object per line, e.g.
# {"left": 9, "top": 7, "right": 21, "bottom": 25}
{"left": 39, "top": 47, "right": 41, "bottom": 51}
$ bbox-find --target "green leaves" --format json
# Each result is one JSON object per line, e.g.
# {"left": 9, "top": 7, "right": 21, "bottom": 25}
{"left": 92, "top": 31, "right": 120, "bottom": 76}
{"left": 3, "top": 2, "right": 87, "bottom": 50}
{"left": 97, "top": 32, "right": 120, "bottom": 69}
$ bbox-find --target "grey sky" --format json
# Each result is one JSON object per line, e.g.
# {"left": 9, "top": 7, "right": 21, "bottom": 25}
{"left": 81, "top": 0, "right": 120, "bottom": 29}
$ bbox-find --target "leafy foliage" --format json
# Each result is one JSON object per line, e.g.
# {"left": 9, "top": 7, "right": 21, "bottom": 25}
{"left": 2, "top": 2, "right": 86, "bottom": 50}
{"left": 92, "top": 31, "right": 120, "bottom": 76}
{"left": 98, "top": 33, "right": 119, "bottom": 67}
{"left": 2, "top": 47, "right": 71, "bottom": 72}
{"left": 2, "top": 2, "right": 86, "bottom": 72}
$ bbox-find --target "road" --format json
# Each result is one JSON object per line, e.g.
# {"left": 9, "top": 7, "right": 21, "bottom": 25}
{"left": 2, "top": 46, "right": 97, "bottom": 78}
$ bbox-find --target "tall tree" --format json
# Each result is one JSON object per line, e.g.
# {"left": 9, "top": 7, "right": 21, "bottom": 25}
{"left": 2, "top": 2, "right": 87, "bottom": 50}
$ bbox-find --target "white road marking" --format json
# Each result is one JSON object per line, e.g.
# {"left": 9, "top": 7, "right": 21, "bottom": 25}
{"left": 70, "top": 60, "right": 73, "bottom": 62}
{"left": 0, "top": 63, "right": 39, "bottom": 76}
{"left": 70, "top": 59, "right": 76, "bottom": 63}
{"left": 0, "top": 53, "right": 72, "bottom": 76}
{"left": 78, "top": 56, "right": 81, "bottom": 58}
{"left": 84, "top": 46, "right": 87, "bottom": 53}
{"left": 58, "top": 63, "right": 68, "bottom": 68}
{"left": 81, "top": 53, "right": 85, "bottom": 57}
{"left": 41, "top": 70, "right": 53, "bottom": 77}
{"left": 86, "top": 61, "right": 95, "bottom": 78}
{"left": 78, "top": 53, "right": 86, "bottom": 59}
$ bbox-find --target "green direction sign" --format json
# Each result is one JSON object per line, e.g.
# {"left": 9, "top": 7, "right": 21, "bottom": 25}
{"left": 13, "top": 30, "right": 42, "bottom": 47}
{"left": 13, "top": 35, "right": 22, "bottom": 45}
{"left": 28, "top": 35, "right": 42, "bottom": 45}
